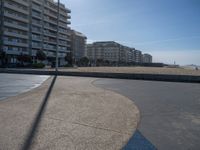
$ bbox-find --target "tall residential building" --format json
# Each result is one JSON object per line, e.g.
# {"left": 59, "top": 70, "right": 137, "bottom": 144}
{"left": 142, "top": 53, "right": 153, "bottom": 63}
{"left": 86, "top": 41, "right": 135, "bottom": 65}
{"left": 0, "top": 0, "right": 71, "bottom": 65}
{"left": 70, "top": 29, "right": 87, "bottom": 63}
{"left": 133, "top": 49, "right": 142, "bottom": 63}
{"left": 87, "top": 41, "right": 120, "bottom": 64}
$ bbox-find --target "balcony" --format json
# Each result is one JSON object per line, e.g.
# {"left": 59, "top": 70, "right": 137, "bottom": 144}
{"left": 32, "top": 36, "right": 42, "bottom": 42}
{"left": 45, "top": 4, "right": 57, "bottom": 14}
{"left": 4, "top": 11, "right": 28, "bottom": 23}
{"left": 44, "top": 25, "right": 57, "bottom": 32}
{"left": 44, "top": 45, "right": 56, "bottom": 51}
{"left": 58, "top": 30, "right": 69, "bottom": 36}
{"left": 5, "top": 48, "right": 29, "bottom": 55}
{"left": 66, "top": 38, "right": 71, "bottom": 42}
{"left": 59, "top": 22, "right": 67, "bottom": 29}
{"left": 32, "top": 13, "right": 42, "bottom": 20}
{"left": 59, "top": 10, "right": 68, "bottom": 18}
{"left": 4, "top": 22, "right": 28, "bottom": 31}
{"left": 44, "top": 32, "right": 57, "bottom": 38}
{"left": 6, "top": 49, "right": 20, "bottom": 55}
{"left": 32, "top": 0, "right": 42, "bottom": 5}
{"left": 4, "top": 41, "right": 28, "bottom": 47}
{"left": 16, "top": 0, "right": 29, "bottom": 7}
{"left": 32, "top": 43, "right": 42, "bottom": 49}
{"left": 58, "top": 35, "right": 67, "bottom": 40}
{"left": 4, "top": 2, "right": 28, "bottom": 15}
{"left": 44, "top": 10, "right": 57, "bottom": 19}
{"left": 67, "top": 15, "right": 71, "bottom": 19}
{"left": 32, "top": 28, "right": 42, "bottom": 34}
{"left": 31, "top": 21, "right": 42, "bottom": 27}
{"left": 44, "top": 17, "right": 57, "bottom": 25}
{"left": 32, "top": 5, "right": 42, "bottom": 12}
{"left": 58, "top": 47, "right": 67, "bottom": 52}
{"left": 4, "top": 31, "right": 28, "bottom": 39}
{"left": 58, "top": 52, "right": 66, "bottom": 57}
{"left": 59, "top": 40, "right": 67, "bottom": 46}
{"left": 59, "top": 17, "right": 67, "bottom": 23}
{"left": 44, "top": 39, "right": 57, "bottom": 45}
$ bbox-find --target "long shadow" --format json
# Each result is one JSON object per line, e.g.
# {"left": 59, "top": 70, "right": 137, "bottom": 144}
{"left": 21, "top": 75, "right": 57, "bottom": 150}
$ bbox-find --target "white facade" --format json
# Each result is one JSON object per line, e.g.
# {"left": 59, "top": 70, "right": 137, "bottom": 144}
{"left": 0, "top": 0, "right": 71, "bottom": 65}
{"left": 86, "top": 41, "right": 136, "bottom": 64}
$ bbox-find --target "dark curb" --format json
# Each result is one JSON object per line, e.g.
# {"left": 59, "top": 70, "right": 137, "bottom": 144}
{"left": 0, "top": 69, "right": 200, "bottom": 83}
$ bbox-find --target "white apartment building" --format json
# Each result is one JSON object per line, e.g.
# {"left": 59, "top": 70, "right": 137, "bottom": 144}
{"left": 0, "top": 0, "right": 71, "bottom": 66}
{"left": 133, "top": 49, "right": 142, "bottom": 63}
{"left": 142, "top": 53, "right": 152, "bottom": 63}
{"left": 86, "top": 41, "right": 135, "bottom": 65}
{"left": 70, "top": 29, "right": 87, "bottom": 62}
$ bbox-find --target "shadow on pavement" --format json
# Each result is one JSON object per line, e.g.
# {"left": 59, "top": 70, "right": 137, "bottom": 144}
{"left": 123, "top": 130, "right": 157, "bottom": 150}
{"left": 21, "top": 76, "right": 57, "bottom": 150}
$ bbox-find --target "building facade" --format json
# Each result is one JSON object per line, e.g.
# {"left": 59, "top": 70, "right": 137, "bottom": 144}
{"left": 0, "top": 0, "right": 71, "bottom": 65}
{"left": 87, "top": 41, "right": 120, "bottom": 65}
{"left": 133, "top": 49, "right": 142, "bottom": 63}
{"left": 70, "top": 29, "right": 87, "bottom": 63}
{"left": 86, "top": 41, "right": 135, "bottom": 65}
{"left": 142, "top": 53, "right": 152, "bottom": 63}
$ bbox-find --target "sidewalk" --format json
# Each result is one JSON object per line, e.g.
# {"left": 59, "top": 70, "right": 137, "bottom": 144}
{"left": 0, "top": 76, "right": 140, "bottom": 150}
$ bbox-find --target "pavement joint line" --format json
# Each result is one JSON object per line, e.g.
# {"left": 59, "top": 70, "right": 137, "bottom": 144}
{"left": 46, "top": 116, "right": 132, "bottom": 135}
{"left": 71, "top": 121, "right": 132, "bottom": 135}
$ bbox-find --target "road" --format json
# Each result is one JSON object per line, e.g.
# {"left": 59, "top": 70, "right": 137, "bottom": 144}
{"left": 93, "top": 79, "right": 200, "bottom": 150}
{"left": 0, "top": 73, "right": 49, "bottom": 100}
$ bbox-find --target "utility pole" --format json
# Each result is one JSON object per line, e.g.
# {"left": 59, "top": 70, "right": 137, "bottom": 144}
{"left": 56, "top": 0, "right": 60, "bottom": 72}
{"left": 0, "top": 0, "right": 4, "bottom": 53}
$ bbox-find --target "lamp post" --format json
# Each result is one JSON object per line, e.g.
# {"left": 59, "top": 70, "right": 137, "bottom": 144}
{"left": 56, "top": 0, "right": 60, "bottom": 72}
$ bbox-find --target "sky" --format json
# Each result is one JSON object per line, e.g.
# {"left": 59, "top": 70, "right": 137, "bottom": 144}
{"left": 62, "top": 0, "right": 200, "bottom": 65}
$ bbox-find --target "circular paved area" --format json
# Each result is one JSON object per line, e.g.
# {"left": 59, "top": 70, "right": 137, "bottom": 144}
{"left": 94, "top": 78, "right": 200, "bottom": 150}
{"left": 0, "top": 75, "right": 139, "bottom": 150}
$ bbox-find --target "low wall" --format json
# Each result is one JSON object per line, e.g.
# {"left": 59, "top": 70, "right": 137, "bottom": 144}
{"left": 0, "top": 69, "right": 200, "bottom": 83}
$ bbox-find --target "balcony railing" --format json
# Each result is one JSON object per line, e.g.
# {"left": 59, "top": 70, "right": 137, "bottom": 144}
{"left": 4, "top": 31, "right": 28, "bottom": 39}
{"left": 4, "top": 40, "right": 28, "bottom": 47}
{"left": 4, "top": 2, "right": 28, "bottom": 15}
{"left": 4, "top": 22, "right": 28, "bottom": 31}
{"left": 4, "top": 11, "right": 28, "bottom": 23}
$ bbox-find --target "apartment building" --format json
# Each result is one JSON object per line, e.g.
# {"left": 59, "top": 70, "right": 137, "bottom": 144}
{"left": 133, "top": 49, "right": 142, "bottom": 63}
{"left": 87, "top": 41, "right": 120, "bottom": 64}
{"left": 86, "top": 41, "right": 135, "bottom": 65}
{"left": 142, "top": 53, "right": 152, "bottom": 63}
{"left": 0, "top": 0, "right": 71, "bottom": 65}
{"left": 120, "top": 45, "right": 134, "bottom": 63}
{"left": 70, "top": 29, "right": 87, "bottom": 63}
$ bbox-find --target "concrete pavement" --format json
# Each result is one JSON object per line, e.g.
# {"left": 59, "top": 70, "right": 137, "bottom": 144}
{"left": 0, "top": 73, "right": 49, "bottom": 100}
{"left": 94, "top": 78, "right": 200, "bottom": 150}
{"left": 0, "top": 76, "right": 139, "bottom": 150}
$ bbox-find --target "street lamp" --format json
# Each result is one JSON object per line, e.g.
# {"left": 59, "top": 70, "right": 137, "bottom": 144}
{"left": 56, "top": 0, "right": 60, "bottom": 72}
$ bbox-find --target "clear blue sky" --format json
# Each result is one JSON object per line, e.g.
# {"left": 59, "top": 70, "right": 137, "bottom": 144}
{"left": 62, "top": 0, "right": 200, "bottom": 65}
